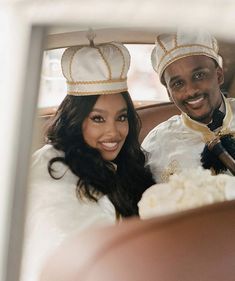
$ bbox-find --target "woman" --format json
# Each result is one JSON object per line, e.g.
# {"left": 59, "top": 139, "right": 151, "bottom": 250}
{"left": 21, "top": 41, "right": 154, "bottom": 281}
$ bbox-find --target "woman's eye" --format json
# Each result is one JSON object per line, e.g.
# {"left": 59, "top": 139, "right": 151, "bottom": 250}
{"left": 118, "top": 114, "right": 128, "bottom": 122}
{"left": 90, "top": 115, "right": 104, "bottom": 123}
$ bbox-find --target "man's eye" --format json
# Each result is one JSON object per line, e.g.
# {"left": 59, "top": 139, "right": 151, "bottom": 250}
{"left": 90, "top": 115, "right": 104, "bottom": 123}
{"left": 171, "top": 80, "right": 184, "bottom": 90}
{"left": 194, "top": 72, "right": 205, "bottom": 80}
{"left": 118, "top": 114, "right": 128, "bottom": 122}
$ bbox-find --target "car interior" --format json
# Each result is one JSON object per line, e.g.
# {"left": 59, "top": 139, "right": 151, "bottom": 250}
{"left": 34, "top": 28, "right": 235, "bottom": 149}
{"left": 32, "top": 28, "right": 235, "bottom": 281}
{"left": 2, "top": 2, "right": 235, "bottom": 281}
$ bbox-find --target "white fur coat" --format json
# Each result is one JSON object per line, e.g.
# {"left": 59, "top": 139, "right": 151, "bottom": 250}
{"left": 20, "top": 144, "right": 116, "bottom": 281}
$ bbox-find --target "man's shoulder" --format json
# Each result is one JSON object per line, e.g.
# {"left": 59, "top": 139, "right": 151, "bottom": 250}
{"left": 142, "top": 114, "right": 181, "bottom": 147}
{"left": 146, "top": 114, "right": 181, "bottom": 136}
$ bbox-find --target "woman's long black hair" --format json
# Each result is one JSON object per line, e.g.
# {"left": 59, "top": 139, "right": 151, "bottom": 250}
{"left": 46, "top": 92, "right": 155, "bottom": 217}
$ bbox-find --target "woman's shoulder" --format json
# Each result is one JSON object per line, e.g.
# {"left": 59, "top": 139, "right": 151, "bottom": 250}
{"left": 32, "top": 144, "right": 64, "bottom": 163}
{"left": 30, "top": 144, "right": 67, "bottom": 182}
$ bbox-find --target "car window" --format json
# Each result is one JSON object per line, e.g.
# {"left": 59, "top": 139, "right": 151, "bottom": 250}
{"left": 38, "top": 44, "right": 169, "bottom": 110}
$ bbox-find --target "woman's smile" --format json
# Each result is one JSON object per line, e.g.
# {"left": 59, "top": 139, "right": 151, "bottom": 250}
{"left": 100, "top": 141, "right": 119, "bottom": 151}
{"left": 82, "top": 94, "right": 129, "bottom": 161}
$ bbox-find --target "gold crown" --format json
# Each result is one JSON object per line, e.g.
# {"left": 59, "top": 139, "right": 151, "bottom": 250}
{"left": 61, "top": 42, "right": 130, "bottom": 96}
{"left": 151, "top": 29, "right": 222, "bottom": 82}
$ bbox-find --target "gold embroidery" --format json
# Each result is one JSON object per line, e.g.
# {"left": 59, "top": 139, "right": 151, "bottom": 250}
{"left": 67, "top": 78, "right": 126, "bottom": 85}
{"left": 61, "top": 46, "right": 83, "bottom": 81}
{"left": 182, "top": 96, "right": 234, "bottom": 143}
{"left": 156, "top": 35, "right": 168, "bottom": 53}
{"left": 63, "top": 42, "right": 127, "bottom": 82}
{"left": 174, "top": 33, "right": 178, "bottom": 47}
{"left": 158, "top": 44, "right": 216, "bottom": 72}
{"left": 212, "top": 37, "right": 218, "bottom": 53}
{"left": 97, "top": 46, "right": 112, "bottom": 80}
{"left": 107, "top": 43, "right": 126, "bottom": 79}
{"left": 68, "top": 88, "right": 128, "bottom": 96}
{"left": 161, "top": 160, "right": 181, "bottom": 183}
{"left": 69, "top": 47, "right": 84, "bottom": 81}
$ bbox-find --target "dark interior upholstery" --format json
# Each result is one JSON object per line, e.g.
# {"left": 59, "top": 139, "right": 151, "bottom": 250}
{"left": 40, "top": 200, "right": 235, "bottom": 281}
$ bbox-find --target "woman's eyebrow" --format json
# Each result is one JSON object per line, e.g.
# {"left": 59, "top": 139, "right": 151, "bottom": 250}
{"left": 91, "top": 107, "right": 128, "bottom": 114}
{"left": 118, "top": 108, "right": 128, "bottom": 113}
{"left": 90, "top": 108, "right": 106, "bottom": 113}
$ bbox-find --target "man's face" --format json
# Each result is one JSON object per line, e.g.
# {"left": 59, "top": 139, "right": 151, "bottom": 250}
{"left": 163, "top": 55, "right": 224, "bottom": 124}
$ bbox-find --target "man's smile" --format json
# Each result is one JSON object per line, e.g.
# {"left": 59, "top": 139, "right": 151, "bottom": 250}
{"left": 184, "top": 94, "right": 207, "bottom": 108}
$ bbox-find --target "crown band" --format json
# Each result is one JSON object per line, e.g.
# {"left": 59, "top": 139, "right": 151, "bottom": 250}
{"left": 67, "top": 79, "right": 128, "bottom": 96}
{"left": 68, "top": 88, "right": 128, "bottom": 96}
{"left": 67, "top": 78, "right": 126, "bottom": 85}
{"left": 157, "top": 43, "right": 217, "bottom": 70}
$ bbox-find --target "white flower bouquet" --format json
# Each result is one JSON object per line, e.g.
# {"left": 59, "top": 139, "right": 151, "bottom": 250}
{"left": 138, "top": 167, "right": 235, "bottom": 219}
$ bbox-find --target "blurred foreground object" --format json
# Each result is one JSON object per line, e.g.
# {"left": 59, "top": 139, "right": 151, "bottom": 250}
{"left": 40, "top": 200, "right": 235, "bottom": 281}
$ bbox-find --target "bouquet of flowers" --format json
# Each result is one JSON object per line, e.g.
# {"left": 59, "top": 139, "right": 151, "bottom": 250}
{"left": 138, "top": 167, "right": 235, "bottom": 219}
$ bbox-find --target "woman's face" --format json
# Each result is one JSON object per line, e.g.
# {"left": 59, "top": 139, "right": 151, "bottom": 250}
{"left": 82, "top": 93, "right": 129, "bottom": 161}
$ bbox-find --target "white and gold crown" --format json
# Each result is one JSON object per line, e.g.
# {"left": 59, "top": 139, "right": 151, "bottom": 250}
{"left": 151, "top": 29, "right": 222, "bottom": 83}
{"left": 61, "top": 41, "right": 130, "bottom": 96}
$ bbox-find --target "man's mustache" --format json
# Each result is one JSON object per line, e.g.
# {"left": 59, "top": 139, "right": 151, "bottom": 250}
{"left": 184, "top": 93, "right": 208, "bottom": 104}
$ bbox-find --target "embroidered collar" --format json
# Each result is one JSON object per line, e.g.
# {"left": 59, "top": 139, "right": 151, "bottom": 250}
{"left": 182, "top": 95, "right": 234, "bottom": 143}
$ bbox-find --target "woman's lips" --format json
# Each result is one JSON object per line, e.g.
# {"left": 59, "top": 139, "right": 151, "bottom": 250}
{"left": 100, "top": 142, "right": 119, "bottom": 151}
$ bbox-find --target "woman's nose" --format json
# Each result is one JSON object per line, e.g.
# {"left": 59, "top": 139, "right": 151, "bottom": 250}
{"left": 105, "top": 121, "right": 119, "bottom": 137}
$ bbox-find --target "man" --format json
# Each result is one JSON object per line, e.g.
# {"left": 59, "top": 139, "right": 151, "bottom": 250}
{"left": 142, "top": 29, "right": 235, "bottom": 182}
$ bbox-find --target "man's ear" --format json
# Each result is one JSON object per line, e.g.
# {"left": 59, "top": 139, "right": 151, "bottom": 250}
{"left": 163, "top": 73, "right": 174, "bottom": 102}
{"left": 217, "top": 67, "right": 224, "bottom": 86}
{"left": 167, "top": 89, "right": 173, "bottom": 102}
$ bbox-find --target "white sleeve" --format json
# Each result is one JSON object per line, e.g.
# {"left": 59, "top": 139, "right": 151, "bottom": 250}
{"left": 141, "top": 126, "right": 158, "bottom": 152}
